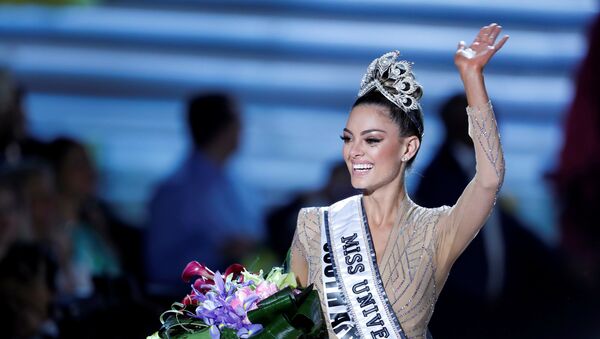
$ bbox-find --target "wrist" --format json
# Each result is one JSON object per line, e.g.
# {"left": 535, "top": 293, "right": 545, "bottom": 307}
{"left": 459, "top": 68, "right": 484, "bottom": 83}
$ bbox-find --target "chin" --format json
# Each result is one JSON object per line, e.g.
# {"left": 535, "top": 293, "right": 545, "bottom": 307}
{"left": 350, "top": 178, "right": 369, "bottom": 191}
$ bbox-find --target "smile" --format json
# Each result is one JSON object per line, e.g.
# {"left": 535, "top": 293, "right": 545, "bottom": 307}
{"left": 352, "top": 163, "right": 373, "bottom": 173}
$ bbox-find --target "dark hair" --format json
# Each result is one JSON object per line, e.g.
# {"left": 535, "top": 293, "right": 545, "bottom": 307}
{"left": 187, "top": 93, "right": 239, "bottom": 148}
{"left": 46, "top": 136, "right": 86, "bottom": 175}
{"left": 0, "top": 241, "right": 57, "bottom": 289}
{"left": 0, "top": 241, "right": 58, "bottom": 338}
{"left": 439, "top": 93, "right": 469, "bottom": 142}
{"left": 352, "top": 90, "right": 424, "bottom": 168}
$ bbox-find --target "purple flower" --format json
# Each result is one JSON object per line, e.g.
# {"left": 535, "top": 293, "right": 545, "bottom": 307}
{"left": 237, "top": 324, "right": 263, "bottom": 338}
{"left": 192, "top": 271, "right": 263, "bottom": 338}
{"left": 209, "top": 325, "right": 220, "bottom": 339}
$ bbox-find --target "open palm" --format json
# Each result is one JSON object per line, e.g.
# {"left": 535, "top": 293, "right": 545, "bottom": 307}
{"left": 455, "top": 23, "right": 509, "bottom": 73}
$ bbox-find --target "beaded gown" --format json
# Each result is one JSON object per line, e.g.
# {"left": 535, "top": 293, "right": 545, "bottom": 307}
{"left": 290, "top": 102, "right": 504, "bottom": 338}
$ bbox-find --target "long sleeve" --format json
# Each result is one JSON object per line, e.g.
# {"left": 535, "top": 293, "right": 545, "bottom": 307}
{"left": 289, "top": 207, "right": 323, "bottom": 288}
{"left": 435, "top": 100, "right": 505, "bottom": 276}
{"left": 290, "top": 227, "right": 308, "bottom": 287}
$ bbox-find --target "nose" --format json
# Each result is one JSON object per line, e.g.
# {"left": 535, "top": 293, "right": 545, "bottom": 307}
{"left": 348, "top": 141, "right": 364, "bottom": 159}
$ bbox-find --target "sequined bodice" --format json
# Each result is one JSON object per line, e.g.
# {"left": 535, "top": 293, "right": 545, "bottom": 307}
{"left": 292, "top": 197, "right": 452, "bottom": 338}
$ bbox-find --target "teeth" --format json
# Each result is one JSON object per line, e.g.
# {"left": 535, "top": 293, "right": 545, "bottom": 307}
{"left": 353, "top": 163, "right": 373, "bottom": 171}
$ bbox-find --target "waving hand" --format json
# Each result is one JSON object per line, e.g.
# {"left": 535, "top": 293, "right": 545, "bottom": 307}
{"left": 455, "top": 23, "right": 509, "bottom": 74}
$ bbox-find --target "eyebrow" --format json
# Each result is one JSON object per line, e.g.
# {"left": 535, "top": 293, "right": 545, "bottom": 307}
{"left": 343, "top": 128, "right": 387, "bottom": 136}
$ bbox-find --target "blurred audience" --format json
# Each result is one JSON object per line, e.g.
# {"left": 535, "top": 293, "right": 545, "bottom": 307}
{"left": 15, "top": 161, "right": 78, "bottom": 295}
{"left": 46, "top": 137, "right": 124, "bottom": 298}
{"left": 144, "top": 92, "right": 265, "bottom": 299}
{"left": 44, "top": 137, "right": 160, "bottom": 337}
{"left": 0, "top": 69, "right": 159, "bottom": 337}
{"left": 0, "top": 241, "right": 59, "bottom": 339}
{"left": 551, "top": 13, "right": 600, "bottom": 338}
{"left": 0, "top": 171, "right": 24, "bottom": 260}
{"left": 0, "top": 70, "right": 47, "bottom": 166}
{"left": 416, "top": 93, "right": 566, "bottom": 338}
{"left": 0, "top": 168, "right": 62, "bottom": 338}
{"left": 48, "top": 137, "right": 145, "bottom": 288}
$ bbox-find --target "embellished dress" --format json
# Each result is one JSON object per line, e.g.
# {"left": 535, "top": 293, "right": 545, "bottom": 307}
{"left": 290, "top": 102, "right": 504, "bottom": 338}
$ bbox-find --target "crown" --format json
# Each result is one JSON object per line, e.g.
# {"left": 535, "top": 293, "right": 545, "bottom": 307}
{"left": 358, "top": 50, "right": 422, "bottom": 113}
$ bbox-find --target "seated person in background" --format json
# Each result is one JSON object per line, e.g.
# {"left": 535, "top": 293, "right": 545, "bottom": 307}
{"left": 39, "top": 137, "right": 158, "bottom": 338}
{"left": 145, "top": 93, "right": 265, "bottom": 299}
{"left": 47, "top": 137, "right": 124, "bottom": 298}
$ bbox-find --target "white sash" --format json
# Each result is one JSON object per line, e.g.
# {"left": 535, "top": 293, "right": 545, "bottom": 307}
{"left": 321, "top": 195, "right": 406, "bottom": 339}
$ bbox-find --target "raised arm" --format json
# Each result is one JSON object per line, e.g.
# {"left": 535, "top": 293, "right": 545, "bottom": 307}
{"left": 437, "top": 23, "right": 508, "bottom": 268}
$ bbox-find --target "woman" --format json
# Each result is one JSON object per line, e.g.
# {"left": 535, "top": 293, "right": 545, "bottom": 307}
{"left": 290, "top": 23, "right": 508, "bottom": 338}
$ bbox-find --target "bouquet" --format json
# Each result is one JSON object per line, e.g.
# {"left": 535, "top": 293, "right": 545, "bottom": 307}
{"left": 147, "top": 261, "right": 325, "bottom": 339}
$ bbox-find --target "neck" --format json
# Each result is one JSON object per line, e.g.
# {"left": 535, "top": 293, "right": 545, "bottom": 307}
{"left": 198, "top": 145, "right": 227, "bottom": 167}
{"left": 361, "top": 172, "right": 407, "bottom": 229}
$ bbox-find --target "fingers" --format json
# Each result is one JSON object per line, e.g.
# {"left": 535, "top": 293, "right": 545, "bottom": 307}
{"left": 487, "top": 24, "right": 502, "bottom": 43}
{"left": 473, "top": 25, "right": 488, "bottom": 44}
{"left": 487, "top": 26, "right": 498, "bottom": 41}
{"left": 482, "top": 24, "right": 495, "bottom": 36}
{"left": 475, "top": 26, "right": 487, "bottom": 39}
{"left": 463, "top": 23, "right": 508, "bottom": 56}
{"left": 477, "top": 23, "right": 507, "bottom": 48}
{"left": 494, "top": 35, "right": 510, "bottom": 51}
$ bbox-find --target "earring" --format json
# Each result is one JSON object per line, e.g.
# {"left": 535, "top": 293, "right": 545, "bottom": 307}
{"left": 402, "top": 156, "right": 408, "bottom": 162}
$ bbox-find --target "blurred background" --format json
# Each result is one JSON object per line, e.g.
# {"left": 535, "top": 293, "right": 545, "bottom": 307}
{"left": 0, "top": 0, "right": 599, "bottom": 338}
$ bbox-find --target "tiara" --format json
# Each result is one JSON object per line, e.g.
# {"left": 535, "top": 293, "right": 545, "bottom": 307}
{"left": 358, "top": 50, "right": 423, "bottom": 114}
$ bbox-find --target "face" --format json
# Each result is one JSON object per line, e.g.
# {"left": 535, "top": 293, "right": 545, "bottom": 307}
{"left": 59, "top": 145, "right": 97, "bottom": 198}
{"left": 24, "top": 169, "right": 59, "bottom": 237}
{"left": 342, "top": 104, "right": 409, "bottom": 193}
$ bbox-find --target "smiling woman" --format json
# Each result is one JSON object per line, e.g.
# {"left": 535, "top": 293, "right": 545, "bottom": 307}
{"left": 289, "top": 23, "right": 507, "bottom": 338}
{"left": 341, "top": 90, "right": 423, "bottom": 193}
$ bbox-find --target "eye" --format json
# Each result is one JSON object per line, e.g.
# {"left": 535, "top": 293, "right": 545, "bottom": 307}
{"left": 365, "top": 137, "right": 382, "bottom": 145}
{"left": 340, "top": 135, "right": 351, "bottom": 143}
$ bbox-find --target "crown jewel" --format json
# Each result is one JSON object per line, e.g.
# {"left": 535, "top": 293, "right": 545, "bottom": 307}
{"left": 358, "top": 50, "right": 422, "bottom": 113}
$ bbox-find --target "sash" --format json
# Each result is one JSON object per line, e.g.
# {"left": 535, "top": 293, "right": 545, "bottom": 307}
{"left": 321, "top": 195, "right": 407, "bottom": 339}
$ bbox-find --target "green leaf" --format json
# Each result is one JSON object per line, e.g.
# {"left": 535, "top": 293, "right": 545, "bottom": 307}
{"left": 159, "top": 313, "right": 208, "bottom": 338}
{"left": 247, "top": 285, "right": 325, "bottom": 339}
{"left": 247, "top": 287, "right": 297, "bottom": 325}
{"left": 292, "top": 290, "right": 323, "bottom": 333}
{"left": 251, "top": 315, "right": 303, "bottom": 339}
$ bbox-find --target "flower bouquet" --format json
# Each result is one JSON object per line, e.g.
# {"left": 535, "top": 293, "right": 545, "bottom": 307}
{"left": 147, "top": 261, "right": 325, "bottom": 339}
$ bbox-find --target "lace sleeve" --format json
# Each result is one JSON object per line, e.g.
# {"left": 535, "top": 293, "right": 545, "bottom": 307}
{"left": 435, "top": 101, "right": 505, "bottom": 274}
{"left": 289, "top": 208, "right": 312, "bottom": 287}
{"left": 467, "top": 100, "right": 505, "bottom": 186}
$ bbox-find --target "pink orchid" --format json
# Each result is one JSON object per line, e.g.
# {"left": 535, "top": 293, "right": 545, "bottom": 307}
{"left": 231, "top": 286, "right": 257, "bottom": 311}
{"left": 224, "top": 263, "right": 245, "bottom": 282}
{"left": 255, "top": 281, "right": 278, "bottom": 300}
{"left": 181, "top": 261, "right": 215, "bottom": 283}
